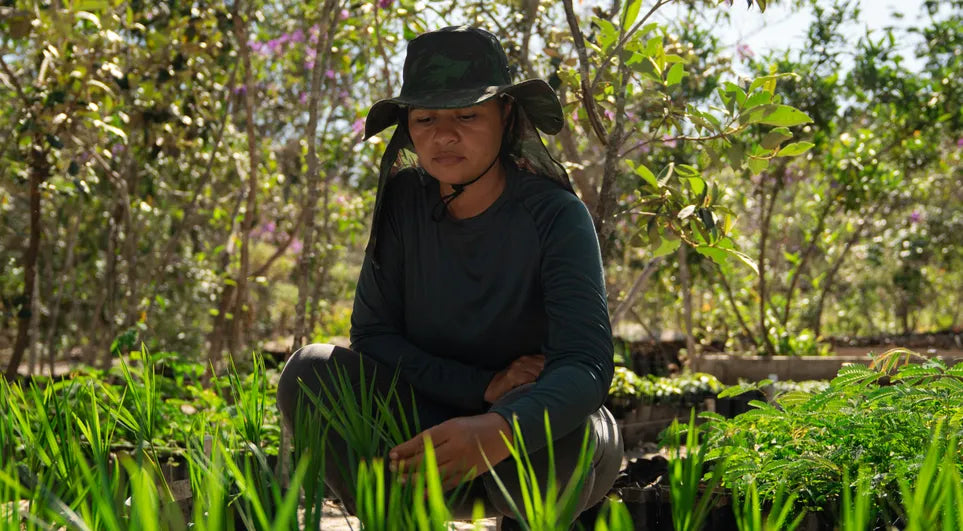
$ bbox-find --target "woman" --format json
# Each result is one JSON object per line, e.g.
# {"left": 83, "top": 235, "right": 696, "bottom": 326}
{"left": 277, "top": 25, "right": 622, "bottom": 528}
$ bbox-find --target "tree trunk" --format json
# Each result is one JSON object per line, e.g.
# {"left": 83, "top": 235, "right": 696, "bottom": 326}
{"left": 716, "top": 265, "right": 759, "bottom": 351}
{"left": 811, "top": 206, "right": 878, "bottom": 337}
{"left": 97, "top": 201, "right": 125, "bottom": 369}
{"left": 781, "top": 198, "right": 837, "bottom": 326}
{"left": 292, "top": 0, "right": 339, "bottom": 354}
{"left": 556, "top": 122, "right": 600, "bottom": 212}
{"left": 756, "top": 178, "right": 781, "bottom": 356}
{"left": 143, "top": 64, "right": 237, "bottom": 321}
{"left": 44, "top": 210, "right": 81, "bottom": 375}
{"left": 594, "top": 60, "right": 629, "bottom": 259}
{"left": 206, "top": 170, "right": 246, "bottom": 371}
{"left": 123, "top": 148, "right": 141, "bottom": 330}
{"left": 610, "top": 257, "right": 662, "bottom": 327}
{"left": 5, "top": 141, "right": 46, "bottom": 380}
{"left": 678, "top": 246, "right": 696, "bottom": 357}
{"left": 229, "top": 1, "right": 260, "bottom": 358}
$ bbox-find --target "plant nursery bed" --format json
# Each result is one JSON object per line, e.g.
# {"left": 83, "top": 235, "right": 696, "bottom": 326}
{"left": 690, "top": 352, "right": 963, "bottom": 384}
{"left": 616, "top": 400, "right": 715, "bottom": 448}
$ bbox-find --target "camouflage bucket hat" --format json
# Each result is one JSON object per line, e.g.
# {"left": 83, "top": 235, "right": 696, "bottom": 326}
{"left": 363, "top": 25, "right": 564, "bottom": 139}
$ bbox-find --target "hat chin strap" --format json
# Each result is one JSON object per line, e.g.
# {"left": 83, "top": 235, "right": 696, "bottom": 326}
{"left": 430, "top": 153, "right": 501, "bottom": 222}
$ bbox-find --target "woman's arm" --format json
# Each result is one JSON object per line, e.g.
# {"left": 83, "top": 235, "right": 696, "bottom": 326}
{"left": 487, "top": 194, "right": 614, "bottom": 453}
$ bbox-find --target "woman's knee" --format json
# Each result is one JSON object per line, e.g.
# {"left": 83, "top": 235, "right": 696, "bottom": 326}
{"left": 276, "top": 343, "right": 358, "bottom": 423}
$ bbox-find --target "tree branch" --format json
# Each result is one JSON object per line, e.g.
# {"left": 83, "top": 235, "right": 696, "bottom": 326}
{"left": 562, "top": 0, "right": 608, "bottom": 145}
{"left": 611, "top": 257, "right": 663, "bottom": 327}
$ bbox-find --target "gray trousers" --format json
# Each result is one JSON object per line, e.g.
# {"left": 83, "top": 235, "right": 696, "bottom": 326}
{"left": 276, "top": 343, "right": 623, "bottom": 524}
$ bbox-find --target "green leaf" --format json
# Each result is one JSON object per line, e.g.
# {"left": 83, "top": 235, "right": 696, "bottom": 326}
{"left": 697, "top": 208, "right": 716, "bottom": 233}
{"left": 635, "top": 163, "right": 658, "bottom": 190}
{"left": 723, "top": 82, "right": 747, "bottom": 108}
{"left": 756, "top": 0, "right": 767, "bottom": 13}
{"left": 748, "top": 73, "right": 794, "bottom": 94}
{"left": 622, "top": 0, "right": 642, "bottom": 29}
{"left": 695, "top": 246, "right": 729, "bottom": 273}
{"left": 744, "top": 105, "right": 813, "bottom": 127}
{"left": 747, "top": 157, "right": 769, "bottom": 174}
{"left": 761, "top": 127, "right": 793, "bottom": 149}
{"left": 652, "top": 235, "right": 681, "bottom": 258}
{"left": 675, "top": 164, "right": 700, "bottom": 177}
{"left": 678, "top": 205, "right": 696, "bottom": 220}
{"left": 403, "top": 24, "right": 417, "bottom": 41}
{"left": 687, "top": 177, "right": 706, "bottom": 197}
{"left": 743, "top": 90, "right": 773, "bottom": 110}
{"left": 666, "top": 62, "right": 685, "bottom": 86}
{"left": 776, "top": 141, "right": 815, "bottom": 157}
{"left": 722, "top": 247, "right": 760, "bottom": 275}
{"left": 595, "top": 18, "right": 619, "bottom": 51}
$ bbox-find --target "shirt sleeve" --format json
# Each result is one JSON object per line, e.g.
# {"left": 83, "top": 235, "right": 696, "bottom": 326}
{"left": 488, "top": 195, "right": 614, "bottom": 453}
{"left": 349, "top": 180, "right": 498, "bottom": 412}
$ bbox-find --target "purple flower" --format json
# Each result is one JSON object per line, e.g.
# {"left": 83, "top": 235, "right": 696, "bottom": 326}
{"left": 378, "top": 0, "right": 393, "bottom": 8}
{"left": 604, "top": 109, "right": 615, "bottom": 121}
{"left": 737, "top": 43, "right": 754, "bottom": 60}
{"left": 233, "top": 85, "right": 246, "bottom": 94}
{"left": 352, "top": 118, "right": 365, "bottom": 134}
{"left": 909, "top": 211, "right": 921, "bottom": 224}
{"left": 957, "top": 138, "right": 963, "bottom": 147}
{"left": 264, "top": 221, "right": 276, "bottom": 233}
{"left": 289, "top": 29, "right": 304, "bottom": 43}
{"left": 339, "top": 9, "right": 349, "bottom": 20}
{"left": 299, "top": 92, "right": 308, "bottom": 105}
{"left": 662, "top": 134, "right": 678, "bottom": 148}
{"left": 339, "top": 89, "right": 350, "bottom": 100}
{"left": 265, "top": 39, "right": 282, "bottom": 54}
{"left": 290, "top": 238, "right": 303, "bottom": 254}
{"left": 325, "top": 69, "right": 336, "bottom": 79}
{"left": 570, "top": 109, "right": 579, "bottom": 123}
{"left": 304, "top": 60, "right": 315, "bottom": 70}
{"left": 110, "top": 143, "right": 125, "bottom": 156}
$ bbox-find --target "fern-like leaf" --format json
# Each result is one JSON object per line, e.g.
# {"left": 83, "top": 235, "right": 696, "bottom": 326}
{"left": 831, "top": 364, "right": 881, "bottom": 388}
{"left": 776, "top": 391, "right": 813, "bottom": 409}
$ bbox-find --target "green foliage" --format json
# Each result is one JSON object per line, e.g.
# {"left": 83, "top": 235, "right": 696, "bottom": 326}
{"left": 608, "top": 367, "right": 723, "bottom": 406}
{"left": 665, "top": 409, "right": 725, "bottom": 531}
{"left": 702, "top": 349, "right": 963, "bottom": 520}
{"left": 485, "top": 412, "right": 596, "bottom": 531}
{"left": 731, "top": 481, "right": 805, "bottom": 531}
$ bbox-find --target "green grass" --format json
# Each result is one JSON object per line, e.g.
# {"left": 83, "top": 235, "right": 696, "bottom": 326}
{"left": 2, "top": 345, "right": 960, "bottom": 530}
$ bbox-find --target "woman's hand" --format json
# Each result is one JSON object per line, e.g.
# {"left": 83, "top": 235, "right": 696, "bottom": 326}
{"left": 389, "top": 412, "right": 514, "bottom": 491}
{"left": 484, "top": 354, "right": 545, "bottom": 403}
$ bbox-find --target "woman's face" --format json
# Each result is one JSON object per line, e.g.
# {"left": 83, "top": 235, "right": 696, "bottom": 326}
{"left": 407, "top": 99, "right": 509, "bottom": 185}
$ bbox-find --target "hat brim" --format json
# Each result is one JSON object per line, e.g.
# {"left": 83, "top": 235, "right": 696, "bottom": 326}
{"left": 363, "top": 79, "right": 563, "bottom": 140}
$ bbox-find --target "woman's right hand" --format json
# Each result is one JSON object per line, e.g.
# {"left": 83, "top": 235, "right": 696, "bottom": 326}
{"left": 484, "top": 354, "right": 545, "bottom": 404}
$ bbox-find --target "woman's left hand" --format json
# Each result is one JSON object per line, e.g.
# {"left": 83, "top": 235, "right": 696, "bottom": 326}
{"left": 389, "top": 412, "right": 514, "bottom": 490}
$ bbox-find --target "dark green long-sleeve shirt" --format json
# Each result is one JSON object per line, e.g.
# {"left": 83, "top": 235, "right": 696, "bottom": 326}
{"left": 349, "top": 165, "right": 614, "bottom": 452}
